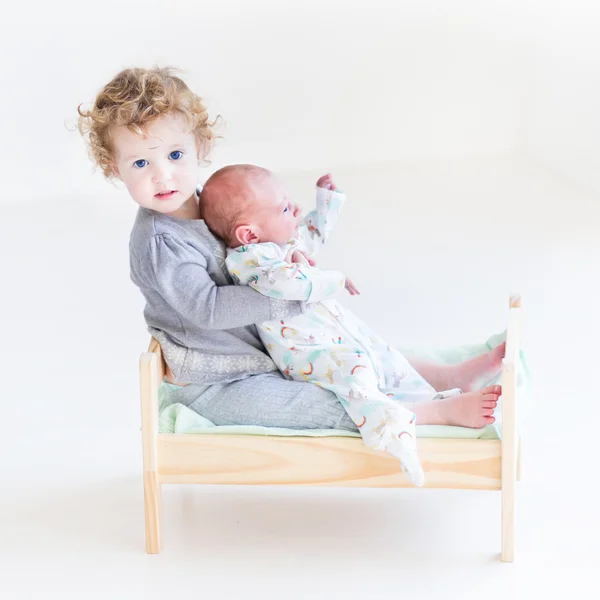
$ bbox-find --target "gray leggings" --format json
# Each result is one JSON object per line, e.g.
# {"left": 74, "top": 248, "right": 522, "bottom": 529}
{"left": 167, "top": 371, "right": 357, "bottom": 431}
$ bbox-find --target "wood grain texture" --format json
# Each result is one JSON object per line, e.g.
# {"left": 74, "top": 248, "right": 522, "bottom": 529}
{"left": 157, "top": 434, "right": 501, "bottom": 489}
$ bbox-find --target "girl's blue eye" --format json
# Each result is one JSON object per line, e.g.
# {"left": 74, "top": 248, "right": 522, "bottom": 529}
{"left": 283, "top": 206, "right": 289, "bottom": 213}
{"left": 169, "top": 150, "right": 183, "bottom": 160}
{"left": 133, "top": 159, "right": 148, "bottom": 169}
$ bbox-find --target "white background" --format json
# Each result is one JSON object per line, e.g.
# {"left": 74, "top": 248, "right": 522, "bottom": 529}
{"left": 1, "top": 1, "right": 599, "bottom": 598}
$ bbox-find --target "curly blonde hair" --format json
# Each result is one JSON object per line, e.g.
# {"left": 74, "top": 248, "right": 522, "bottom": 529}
{"left": 78, "top": 66, "right": 217, "bottom": 178}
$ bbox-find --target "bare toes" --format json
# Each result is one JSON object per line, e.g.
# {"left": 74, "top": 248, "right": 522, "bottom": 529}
{"left": 482, "top": 393, "right": 499, "bottom": 403}
{"left": 480, "top": 385, "right": 501, "bottom": 395}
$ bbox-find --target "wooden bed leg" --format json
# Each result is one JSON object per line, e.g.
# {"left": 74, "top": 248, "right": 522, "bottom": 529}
{"left": 501, "top": 295, "right": 520, "bottom": 562}
{"left": 140, "top": 352, "right": 162, "bottom": 554}
{"left": 501, "top": 359, "right": 517, "bottom": 562}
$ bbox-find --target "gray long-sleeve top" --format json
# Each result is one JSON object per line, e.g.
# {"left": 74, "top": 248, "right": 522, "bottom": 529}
{"left": 129, "top": 207, "right": 304, "bottom": 383}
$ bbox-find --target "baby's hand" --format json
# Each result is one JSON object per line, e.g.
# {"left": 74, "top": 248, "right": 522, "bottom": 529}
{"left": 316, "top": 173, "right": 336, "bottom": 191}
{"left": 344, "top": 278, "right": 360, "bottom": 296}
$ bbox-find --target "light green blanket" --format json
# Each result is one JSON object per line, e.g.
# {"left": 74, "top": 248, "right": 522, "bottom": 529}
{"left": 158, "top": 331, "right": 530, "bottom": 440}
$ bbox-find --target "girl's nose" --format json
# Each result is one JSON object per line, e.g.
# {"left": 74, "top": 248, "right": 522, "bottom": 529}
{"left": 153, "top": 164, "right": 173, "bottom": 184}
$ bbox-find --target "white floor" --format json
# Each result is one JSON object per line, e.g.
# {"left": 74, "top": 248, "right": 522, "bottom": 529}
{"left": 2, "top": 157, "right": 599, "bottom": 599}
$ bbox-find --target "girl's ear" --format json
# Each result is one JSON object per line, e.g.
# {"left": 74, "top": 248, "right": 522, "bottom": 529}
{"left": 234, "top": 224, "right": 260, "bottom": 246}
{"left": 111, "top": 164, "right": 122, "bottom": 180}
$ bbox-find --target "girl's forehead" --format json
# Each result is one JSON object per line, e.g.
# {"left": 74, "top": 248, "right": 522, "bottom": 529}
{"left": 112, "top": 114, "right": 194, "bottom": 155}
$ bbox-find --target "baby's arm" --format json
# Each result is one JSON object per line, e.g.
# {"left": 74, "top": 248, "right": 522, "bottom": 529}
{"left": 227, "top": 243, "right": 345, "bottom": 303}
{"left": 144, "top": 234, "right": 304, "bottom": 329}
{"left": 297, "top": 178, "right": 346, "bottom": 260}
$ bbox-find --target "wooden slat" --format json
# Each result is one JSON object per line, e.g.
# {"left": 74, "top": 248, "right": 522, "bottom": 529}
{"left": 157, "top": 434, "right": 501, "bottom": 489}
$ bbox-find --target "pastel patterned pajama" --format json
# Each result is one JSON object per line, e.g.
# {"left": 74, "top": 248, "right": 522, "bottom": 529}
{"left": 226, "top": 186, "right": 437, "bottom": 484}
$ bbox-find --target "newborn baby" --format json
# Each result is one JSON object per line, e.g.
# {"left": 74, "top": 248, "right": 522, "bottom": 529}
{"left": 200, "top": 164, "right": 503, "bottom": 486}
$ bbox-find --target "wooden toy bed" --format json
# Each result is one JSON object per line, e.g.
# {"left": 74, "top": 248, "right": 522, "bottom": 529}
{"left": 140, "top": 296, "right": 523, "bottom": 560}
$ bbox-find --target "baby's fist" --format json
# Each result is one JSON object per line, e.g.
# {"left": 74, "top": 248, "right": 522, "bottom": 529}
{"left": 344, "top": 278, "right": 360, "bottom": 296}
{"left": 317, "top": 173, "right": 336, "bottom": 191}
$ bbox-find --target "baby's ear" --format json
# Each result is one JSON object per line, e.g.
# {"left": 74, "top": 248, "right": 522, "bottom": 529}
{"left": 111, "top": 164, "right": 121, "bottom": 180}
{"left": 234, "top": 224, "right": 259, "bottom": 246}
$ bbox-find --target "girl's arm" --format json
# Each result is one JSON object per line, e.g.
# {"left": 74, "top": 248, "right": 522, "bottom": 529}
{"left": 144, "top": 234, "right": 304, "bottom": 329}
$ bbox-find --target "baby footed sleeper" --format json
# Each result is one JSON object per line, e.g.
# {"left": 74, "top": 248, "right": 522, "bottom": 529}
{"left": 226, "top": 186, "right": 465, "bottom": 486}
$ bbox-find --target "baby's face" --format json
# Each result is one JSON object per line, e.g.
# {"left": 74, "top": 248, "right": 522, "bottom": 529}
{"left": 251, "top": 176, "right": 302, "bottom": 245}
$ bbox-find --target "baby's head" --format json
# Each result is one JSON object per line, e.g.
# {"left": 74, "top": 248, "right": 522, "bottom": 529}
{"left": 201, "top": 165, "right": 302, "bottom": 247}
{"left": 78, "top": 67, "right": 215, "bottom": 215}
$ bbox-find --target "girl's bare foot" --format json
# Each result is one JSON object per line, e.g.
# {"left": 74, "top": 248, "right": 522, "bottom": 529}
{"left": 438, "top": 343, "right": 506, "bottom": 392}
{"left": 454, "top": 343, "right": 505, "bottom": 392}
{"left": 412, "top": 385, "right": 501, "bottom": 428}
{"left": 408, "top": 343, "right": 505, "bottom": 393}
